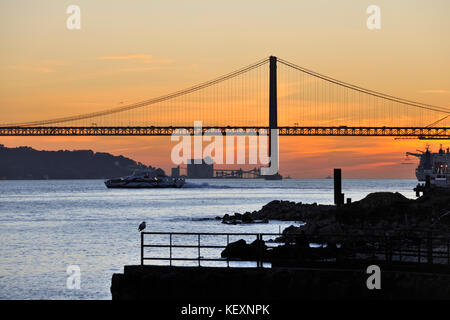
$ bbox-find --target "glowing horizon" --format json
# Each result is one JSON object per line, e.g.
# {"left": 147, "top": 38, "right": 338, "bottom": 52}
{"left": 1, "top": 0, "right": 449, "bottom": 178}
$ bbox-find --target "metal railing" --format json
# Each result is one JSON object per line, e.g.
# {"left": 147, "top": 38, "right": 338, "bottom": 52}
{"left": 285, "top": 232, "right": 450, "bottom": 265}
{"left": 141, "top": 232, "right": 278, "bottom": 267}
{"left": 140, "top": 232, "right": 450, "bottom": 268}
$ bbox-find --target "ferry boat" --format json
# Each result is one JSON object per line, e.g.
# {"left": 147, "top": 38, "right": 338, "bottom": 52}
{"left": 406, "top": 145, "right": 450, "bottom": 188}
{"left": 105, "top": 168, "right": 185, "bottom": 188}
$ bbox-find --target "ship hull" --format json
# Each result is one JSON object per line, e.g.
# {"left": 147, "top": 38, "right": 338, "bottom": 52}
{"left": 104, "top": 177, "right": 185, "bottom": 189}
{"left": 105, "top": 184, "right": 184, "bottom": 188}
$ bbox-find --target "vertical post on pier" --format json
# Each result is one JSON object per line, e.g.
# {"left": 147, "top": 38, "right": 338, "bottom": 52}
{"left": 427, "top": 231, "right": 433, "bottom": 264}
{"left": 334, "top": 168, "right": 344, "bottom": 206}
{"left": 268, "top": 56, "right": 278, "bottom": 170}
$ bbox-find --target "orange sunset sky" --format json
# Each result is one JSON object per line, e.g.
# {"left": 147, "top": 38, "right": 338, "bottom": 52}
{"left": 1, "top": 0, "right": 449, "bottom": 178}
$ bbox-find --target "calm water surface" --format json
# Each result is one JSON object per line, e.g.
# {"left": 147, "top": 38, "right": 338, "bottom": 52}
{"left": 0, "top": 179, "right": 417, "bottom": 299}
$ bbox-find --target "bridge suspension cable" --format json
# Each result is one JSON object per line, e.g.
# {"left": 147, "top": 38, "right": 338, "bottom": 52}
{"left": 276, "top": 57, "right": 450, "bottom": 129}
{"left": 277, "top": 58, "right": 450, "bottom": 114}
{"left": 3, "top": 57, "right": 270, "bottom": 127}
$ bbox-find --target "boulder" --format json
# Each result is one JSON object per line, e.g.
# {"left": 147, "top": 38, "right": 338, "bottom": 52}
{"left": 356, "top": 192, "right": 409, "bottom": 209}
{"left": 242, "top": 212, "right": 254, "bottom": 223}
{"left": 221, "top": 239, "right": 267, "bottom": 260}
{"left": 221, "top": 239, "right": 248, "bottom": 259}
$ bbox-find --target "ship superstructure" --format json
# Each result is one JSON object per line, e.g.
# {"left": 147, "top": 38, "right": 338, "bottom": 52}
{"left": 407, "top": 145, "right": 450, "bottom": 188}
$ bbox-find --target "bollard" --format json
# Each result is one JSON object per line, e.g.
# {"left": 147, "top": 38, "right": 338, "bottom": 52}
{"left": 334, "top": 169, "right": 344, "bottom": 206}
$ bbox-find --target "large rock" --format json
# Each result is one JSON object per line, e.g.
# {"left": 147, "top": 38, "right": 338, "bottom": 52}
{"left": 221, "top": 239, "right": 248, "bottom": 259}
{"left": 222, "top": 200, "right": 334, "bottom": 222}
{"left": 356, "top": 192, "right": 410, "bottom": 209}
{"left": 221, "top": 239, "right": 267, "bottom": 260}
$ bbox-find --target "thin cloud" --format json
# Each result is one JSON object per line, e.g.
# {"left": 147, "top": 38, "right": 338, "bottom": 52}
{"left": 99, "top": 54, "right": 173, "bottom": 64}
{"left": 34, "top": 67, "right": 56, "bottom": 73}
{"left": 419, "top": 89, "right": 448, "bottom": 94}
{"left": 100, "top": 54, "right": 153, "bottom": 60}
{"left": 341, "top": 161, "right": 399, "bottom": 171}
{"left": 7, "top": 60, "right": 68, "bottom": 73}
{"left": 8, "top": 65, "right": 55, "bottom": 73}
{"left": 94, "top": 66, "right": 164, "bottom": 76}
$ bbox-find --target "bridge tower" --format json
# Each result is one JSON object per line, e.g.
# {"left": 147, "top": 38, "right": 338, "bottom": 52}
{"left": 269, "top": 56, "right": 278, "bottom": 131}
{"left": 268, "top": 56, "right": 278, "bottom": 174}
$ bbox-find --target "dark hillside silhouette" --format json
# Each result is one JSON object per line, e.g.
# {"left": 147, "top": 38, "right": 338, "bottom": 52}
{"left": 0, "top": 144, "right": 156, "bottom": 179}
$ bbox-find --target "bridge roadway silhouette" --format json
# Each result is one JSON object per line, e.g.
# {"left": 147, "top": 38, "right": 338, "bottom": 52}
{"left": 1, "top": 126, "right": 449, "bottom": 138}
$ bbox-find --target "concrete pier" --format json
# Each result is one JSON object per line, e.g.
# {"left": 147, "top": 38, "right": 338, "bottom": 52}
{"left": 111, "top": 264, "right": 450, "bottom": 300}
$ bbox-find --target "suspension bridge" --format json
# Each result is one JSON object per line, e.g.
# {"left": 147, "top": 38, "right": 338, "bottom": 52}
{"left": 1, "top": 56, "right": 449, "bottom": 139}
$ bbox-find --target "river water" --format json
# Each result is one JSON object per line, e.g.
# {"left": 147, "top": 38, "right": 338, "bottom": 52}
{"left": 0, "top": 179, "right": 417, "bottom": 299}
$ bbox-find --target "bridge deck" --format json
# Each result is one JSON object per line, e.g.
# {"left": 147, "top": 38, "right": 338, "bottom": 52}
{"left": 0, "top": 126, "right": 449, "bottom": 138}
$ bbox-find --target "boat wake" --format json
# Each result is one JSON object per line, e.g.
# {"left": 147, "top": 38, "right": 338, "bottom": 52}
{"left": 181, "top": 182, "right": 232, "bottom": 189}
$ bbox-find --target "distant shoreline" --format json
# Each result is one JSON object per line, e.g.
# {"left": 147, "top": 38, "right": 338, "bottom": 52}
{"left": 0, "top": 145, "right": 156, "bottom": 180}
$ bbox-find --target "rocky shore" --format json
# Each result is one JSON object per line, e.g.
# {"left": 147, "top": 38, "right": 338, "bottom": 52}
{"left": 220, "top": 189, "right": 450, "bottom": 237}
{"left": 219, "top": 200, "right": 333, "bottom": 224}
{"left": 218, "top": 189, "right": 450, "bottom": 264}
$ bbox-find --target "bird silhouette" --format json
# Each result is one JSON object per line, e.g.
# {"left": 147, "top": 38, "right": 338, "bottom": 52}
{"left": 138, "top": 221, "right": 146, "bottom": 232}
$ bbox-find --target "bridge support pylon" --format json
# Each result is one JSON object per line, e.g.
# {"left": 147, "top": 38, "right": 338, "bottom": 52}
{"left": 268, "top": 56, "right": 279, "bottom": 175}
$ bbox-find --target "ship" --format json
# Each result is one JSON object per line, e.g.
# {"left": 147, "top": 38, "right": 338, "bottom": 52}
{"left": 105, "top": 168, "right": 185, "bottom": 188}
{"left": 406, "top": 145, "right": 450, "bottom": 188}
{"left": 264, "top": 173, "right": 283, "bottom": 180}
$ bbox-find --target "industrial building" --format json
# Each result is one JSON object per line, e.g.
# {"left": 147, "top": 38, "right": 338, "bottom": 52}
{"left": 187, "top": 158, "right": 214, "bottom": 178}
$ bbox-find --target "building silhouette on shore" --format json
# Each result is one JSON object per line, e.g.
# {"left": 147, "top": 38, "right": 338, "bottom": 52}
{"left": 187, "top": 158, "right": 214, "bottom": 178}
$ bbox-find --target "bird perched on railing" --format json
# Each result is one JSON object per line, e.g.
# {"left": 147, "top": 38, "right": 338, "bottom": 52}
{"left": 138, "top": 221, "right": 146, "bottom": 232}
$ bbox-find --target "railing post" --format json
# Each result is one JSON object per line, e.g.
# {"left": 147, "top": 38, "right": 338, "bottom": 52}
{"left": 256, "top": 234, "right": 259, "bottom": 268}
{"left": 198, "top": 234, "right": 201, "bottom": 267}
{"left": 388, "top": 236, "right": 394, "bottom": 263}
{"left": 418, "top": 239, "right": 421, "bottom": 263}
{"left": 257, "top": 234, "right": 263, "bottom": 268}
{"left": 384, "top": 235, "right": 392, "bottom": 263}
{"left": 227, "top": 234, "right": 230, "bottom": 268}
{"left": 427, "top": 231, "right": 433, "bottom": 264}
{"left": 384, "top": 235, "right": 387, "bottom": 262}
{"left": 169, "top": 233, "right": 172, "bottom": 267}
{"left": 140, "top": 232, "right": 144, "bottom": 266}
